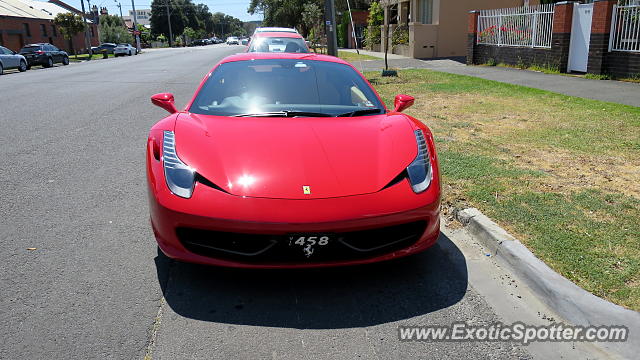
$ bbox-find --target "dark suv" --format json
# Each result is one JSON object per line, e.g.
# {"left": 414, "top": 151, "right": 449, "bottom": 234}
{"left": 19, "top": 43, "right": 69, "bottom": 69}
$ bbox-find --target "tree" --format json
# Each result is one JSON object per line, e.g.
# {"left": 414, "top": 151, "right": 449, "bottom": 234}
{"left": 138, "top": 24, "right": 152, "bottom": 45}
{"left": 250, "top": 0, "right": 372, "bottom": 37}
{"left": 249, "top": 0, "right": 310, "bottom": 34}
{"left": 182, "top": 26, "right": 197, "bottom": 44}
{"left": 99, "top": 14, "right": 133, "bottom": 44}
{"left": 151, "top": 0, "right": 223, "bottom": 41}
{"left": 53, "top": 13, "right": 85, "bottom": 54}
{"left": 302, "top": 2, "right": 322, "bottom": 51}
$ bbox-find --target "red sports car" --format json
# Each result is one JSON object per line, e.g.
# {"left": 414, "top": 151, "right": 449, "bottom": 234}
{"left": 147, "top": 53, "right": 441, "bottom": 268}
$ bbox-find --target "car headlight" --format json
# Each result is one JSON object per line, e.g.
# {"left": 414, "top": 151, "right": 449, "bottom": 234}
{"left": 163, "top": 131, "right": 195, "bottom": 198}
{"left": 406, "top": 129, "right": 432, "bottom": 193}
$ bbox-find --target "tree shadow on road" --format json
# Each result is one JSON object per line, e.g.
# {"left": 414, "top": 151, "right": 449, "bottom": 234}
{"left": 154, "top": 232, "right": 468, "bottom": 329}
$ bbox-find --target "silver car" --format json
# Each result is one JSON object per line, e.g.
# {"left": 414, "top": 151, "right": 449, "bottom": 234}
{"left": 114, "top": 43, "right": 137, "bottom": 57}
{"left": 0, "top": 46, "right": 27, "bottom": 75}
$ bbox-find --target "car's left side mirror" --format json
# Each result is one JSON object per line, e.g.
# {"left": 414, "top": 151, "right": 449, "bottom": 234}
{"left": 151, "top": 93, "right": 178, "bottom": 114}
{"left": 394, "top": 94, "right": 415, "bottom": 113}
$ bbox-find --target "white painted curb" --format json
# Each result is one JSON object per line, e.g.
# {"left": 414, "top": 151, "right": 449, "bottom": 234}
{"left": 457, "top": 208, "right": 639, "bottom": 359}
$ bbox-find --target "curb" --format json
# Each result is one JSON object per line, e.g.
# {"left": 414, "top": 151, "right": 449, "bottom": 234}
{"left": 457, "top": 208, "right": 640, "bottom": 359}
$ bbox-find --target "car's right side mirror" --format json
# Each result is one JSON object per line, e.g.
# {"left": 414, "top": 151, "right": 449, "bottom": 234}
{"left": 151, "top": 93, "right": 178, "bottom": 114}
{"left": 394, "top": 94, "right": 415, "bottom": 113}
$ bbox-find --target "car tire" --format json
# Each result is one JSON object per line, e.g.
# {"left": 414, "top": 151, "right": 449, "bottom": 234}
{"left": 44, "top": 57, "right": 53, "bottom": 68}
{"left": 62, "top": 56, "right": 69, "bottom": 65}
{"left": 0, "top": 63, "right": 3, "bottom": 76}
{"left": 19, "top": 60, "right": 27, "bottom": 72}
{"left": 26, "top": 65, "right": 31, "bottom": 70}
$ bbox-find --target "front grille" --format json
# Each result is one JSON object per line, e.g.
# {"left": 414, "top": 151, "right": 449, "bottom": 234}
{"left": 177, "top": 221, "right": 427, "bottom": 264}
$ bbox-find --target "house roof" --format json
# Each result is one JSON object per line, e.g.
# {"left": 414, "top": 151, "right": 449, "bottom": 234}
{"left": 0, "top": 0, "right": 93, "bottom": 22}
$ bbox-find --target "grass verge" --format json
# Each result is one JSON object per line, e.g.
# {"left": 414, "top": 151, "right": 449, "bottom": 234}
{"left": 366, "top": 69, "right": 640, "bottom": 311}
{"left": 338, "top": 51, "right": 379, "bottom": 61}
{"left": 69, "top": 53, "right": 115, "bottom": 61}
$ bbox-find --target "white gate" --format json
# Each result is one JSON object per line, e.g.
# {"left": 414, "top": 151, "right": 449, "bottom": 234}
{"left": 609, "top": 3, "right": 640, "bottom": 52}
{"left": 568, "top": 3, "right": 594, "bottom": 72}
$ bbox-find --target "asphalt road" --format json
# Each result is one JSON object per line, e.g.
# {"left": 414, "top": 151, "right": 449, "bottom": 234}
{"left": 0, "top": 45, "right": 605, "bottom": 359}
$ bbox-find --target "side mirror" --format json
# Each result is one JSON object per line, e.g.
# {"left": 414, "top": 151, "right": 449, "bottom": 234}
{"left": 151, "top": 93, "right": 178, "bottom": 114}
{"left": 394, "top": 94, "right": 415, "bottom": 113}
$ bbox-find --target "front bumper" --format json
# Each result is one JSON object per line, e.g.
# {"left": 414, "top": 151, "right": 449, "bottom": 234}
{"left": 148, "top": 161, "right": 440, "bottom": 268}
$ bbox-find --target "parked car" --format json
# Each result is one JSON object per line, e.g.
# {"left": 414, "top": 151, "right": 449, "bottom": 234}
{"left": 0, "top": 46, "right": 28, "bottom": 75}
{"left": 226, "top": 36, "right": 239, "bottom": 45}
{"left": 247, "top": 32, "right": 309, "bottom": 53}
{"left": 253, "top": 27, "right": 299, "bottom": 35}
{"left": 212, "top": 37, "right": 224, "bottom": 44}
{"left": 190, "top": 39, "right": 207, "bottom": 46}
{"left": 114, "top": 43, "right": 137, "bottom": 56}
{"left": 146, "top": 53, "right": 441, "bottom": 268}
{"left": 241, "top": 38, "right": 249, "bottom": 46}
{"left": 92, "top": 43, "right": 117, "bottom": 54}
{"left": 19, "top": 43, "right": 68, "bottom": 69}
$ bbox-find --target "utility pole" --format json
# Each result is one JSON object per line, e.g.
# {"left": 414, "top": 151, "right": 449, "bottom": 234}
{"left": 131, "top": 0, "right": 141, "bottom": 52}
{"left": 115, "top": 1, "right": 124, "bottom": 22}
{"left": 164, "top": 0, "right": 174, "bottom": 47}
{"left": 324, "top": 0, "right": 338, "bottom": 56}
{"left": 80, "top": 0, "right": 92, "bottom": 58}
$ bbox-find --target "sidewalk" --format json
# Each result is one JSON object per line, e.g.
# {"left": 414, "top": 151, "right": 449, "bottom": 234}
{"left": 341, "top": 49, "right": 640, "bottom": 107}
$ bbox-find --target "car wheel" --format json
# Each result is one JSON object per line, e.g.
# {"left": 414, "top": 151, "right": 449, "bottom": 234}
{"left": 0, "top": 63, "right": 3, "bottom": 76}
{"left": 62, "top": 56, "right": 69, "bottom": 65}
{"left": 19, "top": 60, "right": 27, "bottom": 72}
{"left": 44, "top": 57, "right": 53, "bottom": 68}
{"left": 128, "top": 50, "right": 132, "bottom": 56}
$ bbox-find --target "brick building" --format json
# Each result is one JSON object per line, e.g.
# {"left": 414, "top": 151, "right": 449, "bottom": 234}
{"left": 0, "top": 0, "right": 98, "bottom": 53}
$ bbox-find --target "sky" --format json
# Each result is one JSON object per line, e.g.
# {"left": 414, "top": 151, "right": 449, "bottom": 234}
{"left": 62, "top": 0, "right": 263, "bottom": 22}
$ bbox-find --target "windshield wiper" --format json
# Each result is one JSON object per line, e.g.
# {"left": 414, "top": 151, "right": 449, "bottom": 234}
{"left": 233, "top": 110, "right": 333, "bottom": 118}
{"left": 336, "top": 108, "right": 384, "bottom": 117}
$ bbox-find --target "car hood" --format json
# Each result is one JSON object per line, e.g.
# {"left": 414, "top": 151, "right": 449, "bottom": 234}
{"left": 174, "top": 113, "right": 417, "bottom": 199}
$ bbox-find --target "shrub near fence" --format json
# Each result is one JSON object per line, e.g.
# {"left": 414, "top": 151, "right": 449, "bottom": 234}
{"left": 477, "top": 4, "right": 555, "bottom": 48}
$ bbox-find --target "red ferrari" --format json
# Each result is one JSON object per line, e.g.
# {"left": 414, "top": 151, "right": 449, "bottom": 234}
{"left": 147, "top": 53, "right": 441, "bottom": 268}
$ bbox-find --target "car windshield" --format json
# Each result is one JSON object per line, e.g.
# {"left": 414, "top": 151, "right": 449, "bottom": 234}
{"left": 190, "top": 59, "right": 384, "bottom": 117}
{"left": 248, "top": 37, "right": 308, "bottom": 53}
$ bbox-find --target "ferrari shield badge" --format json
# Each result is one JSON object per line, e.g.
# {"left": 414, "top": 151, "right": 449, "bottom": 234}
{"left": 303, "top": 186, "right": 311, "bottom": 195}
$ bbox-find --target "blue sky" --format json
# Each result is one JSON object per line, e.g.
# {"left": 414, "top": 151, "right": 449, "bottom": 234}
{"left": 63, "top": 0, "right": 263, "bottom": 22}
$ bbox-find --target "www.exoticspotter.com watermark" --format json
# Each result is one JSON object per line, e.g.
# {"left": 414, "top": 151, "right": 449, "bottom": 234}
{"left": 398, "top": 322, "right": 628, "bottom": 345}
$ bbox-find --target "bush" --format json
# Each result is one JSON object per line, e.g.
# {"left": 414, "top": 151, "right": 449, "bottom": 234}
{"left": 392, "top": 25, "right": 409, "bottom": 46}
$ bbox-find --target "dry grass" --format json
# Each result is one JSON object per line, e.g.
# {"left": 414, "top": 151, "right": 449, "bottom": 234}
{"left": 366, "top": 69, "right": 640, "bottom": 310}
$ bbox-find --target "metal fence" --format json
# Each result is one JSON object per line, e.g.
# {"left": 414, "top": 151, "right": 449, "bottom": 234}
{"left": 609, "top": 4, "right": 640, "bottom": 52}
{"left": 477, "top": 4, "right": 555, "bottom": 49}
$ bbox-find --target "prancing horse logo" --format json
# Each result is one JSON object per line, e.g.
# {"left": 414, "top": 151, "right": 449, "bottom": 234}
{"left": 303, "top": 185, "right": 311, "bottom": 195}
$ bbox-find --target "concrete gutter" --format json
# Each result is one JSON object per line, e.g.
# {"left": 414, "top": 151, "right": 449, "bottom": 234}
{"left": 457, "top": 208, "right": 640, "bottom": 359}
